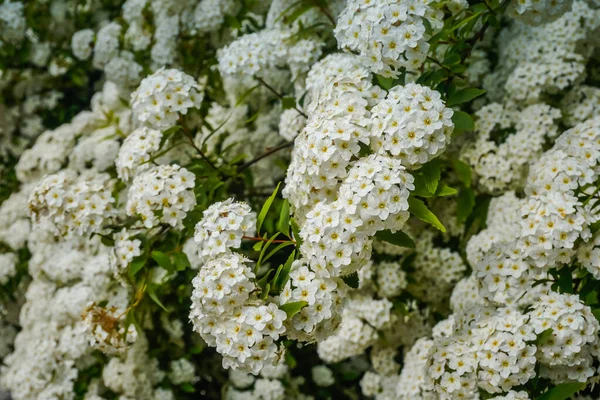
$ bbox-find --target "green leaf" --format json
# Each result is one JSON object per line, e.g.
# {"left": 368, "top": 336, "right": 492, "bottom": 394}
{"left": 457, "top": 187, "right": 476, "bottom": 225}
{"left": 452, "top": 159, "right": 472, "bottom": 187}
{"left": 290, "top": 218, "right": 303, "bottom": 247}
{"left": 256, "top": 233, "right": 281, "bottom": 271}
{"left": 263, "top": 241, "right": 295, "bottom": 266}
{"left": 257, "top": 182, "right": 281, "bottom": 233}
{"left": 555, "top": 266, "right": 573, "bottom": 294}
{"left": 342, "top": 272, "right": 359, "bottom": 289}
{"left": 261, "top": 283, "right": 271, "bottom": 300}
{"left": 535, "top": 328, "right": 554, "bottom": 345}
{"left": 447, "top": 88, "right": 486, "bottom": 107}
{"left": 276, "top": 250, "right": 296, "bottom": 289}
{"left": 280, "top": 301, "right": 307, "bottom": 319}
{"left": 374, "top": 230, "right": 415, "bottom": 249}
{"left": 285, "top": 350, "right": 297, "bottom": 369}
{"left": 282, "top": 96, "right": 297, "bottom": 110}
{"left": 128, "top": 256, "right": 146, "bottom": 278}
{"left": 180, "top": 383, "right": 196, "bottom": 393}
{"left": 592, "top": 308, "right": 600, "bottom": 322}
{"left": 451, "top": 111, "right": 474, "bottom": 134}
{"left": 408, "top": 197, "right": 446, "bottom": 232}
{"left": 151, "top": 251, "right": 173, "bottom": 273}
{"left": 535, "top": 382, "right": 586, "bottom": 400}
{"left": 421, "top": 159, "right": 441, "bottom": 194}
{"left": 173, "top": 253, "right": 190, "bottom": 271}
{"left": 278, "top": 199, "right": 290, "bottom": 237}
{"left": 375, "top": 75, "right": 394, "bottom": 90}
{"left": 436, "top": 184, "right": 458, "bottom": 197}
{"left": 147, "top": 286, "right": 168, "bottom": 312}
{"left": 253, "top": 241, "right": 264, "bottom": 251}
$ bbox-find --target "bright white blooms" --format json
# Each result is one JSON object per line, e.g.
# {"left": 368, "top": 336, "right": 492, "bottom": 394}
{"left": 28, "top": 170, "right": 116, "bottom": 237}
{"left": 126, "top": 164, "right": 196, "bottom": 229}
{"left": 116, "top": 126, "right": 163, "bottom": 181}
{"left": 193, "top": 199, "right": 256, "bottom": 261}
{"left": 131, "top": 67, "right": 204, "bottom": 130}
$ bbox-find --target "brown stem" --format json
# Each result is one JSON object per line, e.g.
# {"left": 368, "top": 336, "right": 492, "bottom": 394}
{"left": 179, "top": 118, "right": 218, "bottom": 170}
{"left": 255, "top": 77, "right": 308, "bottom": 118}
{"left": 237, "top": 141, "right": 294, "bottom": 172}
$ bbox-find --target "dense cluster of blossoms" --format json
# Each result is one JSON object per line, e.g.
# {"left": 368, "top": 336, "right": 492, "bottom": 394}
{"left": 28, "top": 170, "right": 116, "bottom": 237}
{"left": 126, "top": 164, "right": 196, "bottom": 229}
{"left": 131, "top": 67, "right": 204, "bottom": 130}
{"left": 190, "top": 199, "right": 288, "bottom": 373}
{"left": 334, "top": 0, "right": 449, "bottom": 77}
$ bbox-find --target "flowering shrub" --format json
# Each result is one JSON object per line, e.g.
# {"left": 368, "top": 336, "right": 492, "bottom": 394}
{"left": 1, "top": 0, "right": 600, "bottom": 399}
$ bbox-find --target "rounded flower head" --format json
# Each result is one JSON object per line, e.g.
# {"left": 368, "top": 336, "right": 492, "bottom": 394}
{"left": 131, "top": 67, "right": 204, "bottom": 130}
{"left": 194, "top": 198, "right": 256, "bottom": 261}
{"left": 28, "top": 170, "right": 116, "bottom": 238}
{"left": 126, "top": 164, "right": 196, "bottom": 229}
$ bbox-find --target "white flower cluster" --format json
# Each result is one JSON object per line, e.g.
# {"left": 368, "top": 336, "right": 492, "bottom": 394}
{"left": 334, "top": 0, "right": 444, "bottom": 77}
{"left": 461, "top": 103, "right": 561, "bottom": 193}
{"left": 111, "top": 229, "right": 143, "bottom": 274}
{"left": 193, "top": 199, "right": 256, "bottom": 261}
{"left": 28, "top": 170, "right": 116, "bottom": 238}
{"left": 372, "top": 83, "right": 454, "bottom": 168}
{"left": 190, "top": 252, "right": 286, "bottom": 374}
{"left": 279, "top": 260, "right": 343, "bottom": 342}
{"left": 299, "top": 155, "right": 413, "bottom": 278}
{"left": 131, "top": 67, "right": 204, "bottom": 130}
{"left": 126, "top": 164, "right": 196, "bottom": 229}
{"left": 0, "top": 0, "right": 26, "bottom": 45}
{"left": 508, "top": 0, "right": 573, "bottom": 25}
{"left": 484, "top": 1, "right": 600, "bottom": 103}
{"left": 116, "top": 126, "right": 163, "bottom": 181}
{"left": 278, "top": 108, "right": 306, "bottom": 142}
{"left": 71, "top": 29, "right": 95, "bottom": 61}
{"left": 529, "top": 292, "right": 600, "bottom": 382}
{"left": 426, "top": 306, "right": 537, "bottom": 399}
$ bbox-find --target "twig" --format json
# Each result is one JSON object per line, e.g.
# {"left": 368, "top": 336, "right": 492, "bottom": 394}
{"left": 313, "top": 1, "right": 336, "bottom": 25}
{"left": 255, "top": 77, "right": 308, "bottom": 118}
{"left": 237, "top": 141, "right": 294, "bottom": 172}
{"left": 179, "top": 119, "right": 218, "bottom": 170}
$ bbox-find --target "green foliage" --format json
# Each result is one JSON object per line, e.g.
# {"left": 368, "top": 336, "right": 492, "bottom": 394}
{"left": 535, "top": 382, "right": 586, "bottom": 400}
{"left": 408, "top": 197, "right": 446, "bottom": 232}
{"left": 280, "top": 301, "right": 308, "bottom": 318}
{"left": 374, "top": 230, "right": 415, "bottom": 249}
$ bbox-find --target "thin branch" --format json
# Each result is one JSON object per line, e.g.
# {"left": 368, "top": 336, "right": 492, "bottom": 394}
{"left": 179, "top": 119, "right": 218, "bottom": 170}
{"left": 255, "top": 77, "right": 308, "bottom": 118}
{"left": 237, "top": 141, "right": 294, "bottom": 172}
{"left": 313, "top": 1, "right": 336, "bottom": 25}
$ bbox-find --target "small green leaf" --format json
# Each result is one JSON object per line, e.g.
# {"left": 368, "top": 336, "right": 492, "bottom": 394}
{"left": 452, "top": 159, "right": 472, "bottom": 188}
{"left": 447, "top": 88, "right": 486, "bottom": 107}
{"left": 128, "top": 256, "right": 146, "bottom": 278}
{"left": 151, "top": 251, "right": 173, "bottom": 272}
{"left": 375, "top": 75, "right": 394, "bottom": 90}
{"left": 180, "top": 383, "right": 196, "bottom": 393}
{"left": 280, "top": 300, "right": 307, "bottom": 318}
{"left": 278, "top": 199, "right": 290, "bottom": 237}
{"left": 173, "top": 253, "right": 191, "bottom": 271}
{"left": 342, "top": 272, "right": 359, "bottom": 289}
{"left": 535, "top": 382, "right": 586, "bottom": 400}
{"left": 253, "top": 240, "right": 264, "bottom": 251}
{"left": 421, "top": 159, "right": 441, "bottom": 194}
{"left": 457, "top": 187, "right": 475, "bottom": 225}
{"left": 285, "top": 350, "right": 297, "bottom": 369}
{"left": 436, "top": 184, "right": 458, "bottom": 197}
{"left": 276, "top": 250, "right": 296, "bottom": 289}
{"left": 290, "top": 218, "right": 303, "bottom": 247}
{"left": 261, "top": 283, "right": 271, "bottom": 300}
{"left": 263, "top": 241, "right": 295, "bottom": 266}
{"left": 408, "top": 197, "right": 446, "bottom": 232}
{"left": 375, "top": 230, "right": 415, "bottom": 249}
{"left": 147, "top": 286, "right": 168, "bottom": 312}
{"left": 256, "top": 233, "right": 280, "bottom": 271}
{"left": 282, "top": 96, "right": 297, "bottom": 110}
{"left": 592, "top": 308, "right": 600, "bottom": 322}
{"left": 451, "top": 111, "right": 474, "bottom": 134}
{"left": 257, "top": 182, "right": 281, "bottom": 233}
{"left": 535, "top": 328, "right": 554, "bottom": 345}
